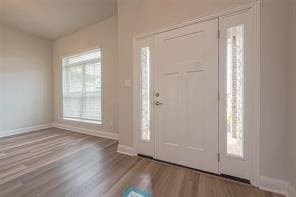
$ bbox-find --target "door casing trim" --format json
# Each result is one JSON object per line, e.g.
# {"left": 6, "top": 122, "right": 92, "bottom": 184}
{"left": 133, "top": 0, "right": 260, "bottom": 186}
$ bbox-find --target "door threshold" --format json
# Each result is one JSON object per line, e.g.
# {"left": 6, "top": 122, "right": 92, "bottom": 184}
{"left": 137, "top": 154, "right": 154, "bottom": 160}
{"left": 220, "top": 174, "right": 250, "bottom": 184}
{"left": 137, "top": 154, "right": 250, "bottom": 185}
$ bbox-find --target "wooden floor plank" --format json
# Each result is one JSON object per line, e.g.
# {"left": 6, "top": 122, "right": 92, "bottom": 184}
{"left": 0, "top": 128, "right": 284, "bottom": 197}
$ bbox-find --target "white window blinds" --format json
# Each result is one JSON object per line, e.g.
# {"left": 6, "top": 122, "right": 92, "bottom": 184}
{"left": 62, "top": 49, "right": 102, "bottom": 123}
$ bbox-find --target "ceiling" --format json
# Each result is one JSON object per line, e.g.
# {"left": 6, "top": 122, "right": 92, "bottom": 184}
{"left": 0, "top": 0, "right": 117, "bottom": 40}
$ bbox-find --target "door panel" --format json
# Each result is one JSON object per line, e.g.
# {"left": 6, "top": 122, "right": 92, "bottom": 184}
{"left": 154, "top": 19, "right": 219, "bottom": 173}
{"left": 185, "top": 70, "right": 205, "bottom": 151}
{"left": 163, "top": 72, "right": 180, "bottom": 146}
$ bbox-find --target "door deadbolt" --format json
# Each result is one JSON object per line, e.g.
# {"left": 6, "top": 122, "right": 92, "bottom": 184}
{"left": 154, "top": 101, "right": 163, "bottom": 106}
{"left": 155, "top": 92, "right": 160, "bottom": 97}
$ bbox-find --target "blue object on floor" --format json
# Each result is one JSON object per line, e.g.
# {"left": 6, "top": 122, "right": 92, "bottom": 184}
{"left": 123, "top": 187, "right": 152, "bottom": 197}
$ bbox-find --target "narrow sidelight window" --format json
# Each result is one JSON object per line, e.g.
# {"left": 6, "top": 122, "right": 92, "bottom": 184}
{"left": 226, "top": 25, "right": 244, "bottom": 157}
{"left": 140, "top": 47, "right": 151, "bottom": 141}
{"left": 62, "top": 49, "right": 102, "bottom": 123}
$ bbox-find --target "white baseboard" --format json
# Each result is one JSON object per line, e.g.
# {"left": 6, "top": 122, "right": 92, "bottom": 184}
{"left": 52, "top": 123, "right": 119, "bottom": 140}
{"left": 117, "top": 144, "right": 135, "bottom": 156}
{"left": 287, "top": 183, "right": 296, "bottom": 197}
{"left": 0, "top": 124, "right": 52, "bottom": 138}
{"left": 259, "top": 176, "right": 288, "bottom": 196}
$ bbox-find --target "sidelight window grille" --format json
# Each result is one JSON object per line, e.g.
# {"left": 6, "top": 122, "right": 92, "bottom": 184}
{"left": 226, "top": 25, "right": 245, "bottom": 157}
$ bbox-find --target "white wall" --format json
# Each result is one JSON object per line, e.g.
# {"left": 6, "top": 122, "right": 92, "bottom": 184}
{"left": 288, "top": 0, "right": 296, "bottom": 190}
{"left": 117, "top": 0, "right": 288, "bottom": 183}
{"left": 53, "top": 16, "right": 118, "bottom": 134}
{"left": 0, "top": 24, "right": 53, "bottom": 133}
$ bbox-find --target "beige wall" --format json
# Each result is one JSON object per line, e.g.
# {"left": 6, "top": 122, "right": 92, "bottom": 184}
{"left": 260, "top": 0, "right": 288, "bottom": 181}
{"left": 288, "top": 0, "right": 296, "bottom": 189}
{"left": 0, "top": 24, "right": 53, "bottom": 132}
{"left": 53, "top": 16, "right": 118, "bottom": 134}
{"left": 117, "top": 0, "right": 288, "bottom": 181}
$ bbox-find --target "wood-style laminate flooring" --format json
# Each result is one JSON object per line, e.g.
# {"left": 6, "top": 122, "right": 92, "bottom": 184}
{"left": 0, "top": 128, "right": 283, "bottom": 197}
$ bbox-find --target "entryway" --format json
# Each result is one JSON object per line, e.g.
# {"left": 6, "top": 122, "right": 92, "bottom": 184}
{"left": 133, "top": 2, "right": 260, "bottom": 185}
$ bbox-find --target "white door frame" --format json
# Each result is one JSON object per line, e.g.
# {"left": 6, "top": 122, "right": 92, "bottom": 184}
{"left": 133, "top": 0, "right": 260, "bottom": 186}
{"left": 133, "top": 37, "right": 155, "bottom": 157}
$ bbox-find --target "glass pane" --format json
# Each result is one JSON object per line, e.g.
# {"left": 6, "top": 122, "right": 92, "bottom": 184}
{"left": 226, "top": 25, "right": 244, "bottom": 157}
{"left": 63, "top": 96, "right": 82, "bottom": 118}
{"left": 85, "top": 63, "right": 101, "bottom": 92}
{"left": 141, "top": 47, "right": 151, "bottom": 141}
{"left": 66, "top": 66, "right": 83, "bottom": 93}
{"left": 83, "top": 63, "right": 101, "bottom": 121}
{"left": 83, "top": 93, "right": 101, "bottom": 121}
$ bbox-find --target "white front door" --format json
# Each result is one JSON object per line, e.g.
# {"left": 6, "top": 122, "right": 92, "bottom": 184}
{"left": 153, "top": 19, "right": 219, "bottom": 173}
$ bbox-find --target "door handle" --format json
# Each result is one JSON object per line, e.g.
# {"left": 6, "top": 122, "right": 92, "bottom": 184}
{"left": 154, "top": 101, "right": 163, "bottom": 106}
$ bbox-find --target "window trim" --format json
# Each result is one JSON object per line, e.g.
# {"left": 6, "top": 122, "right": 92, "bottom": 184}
{"left": 61, "top": 48, "right": 102, "bottom": 124}
{"left": 63, "top": 117, "right": 102, "bottom": 125}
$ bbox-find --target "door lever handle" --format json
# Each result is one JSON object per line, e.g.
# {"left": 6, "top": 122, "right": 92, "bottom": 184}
{"left": 154, "top": 101, "right": 163, "bottom": 106}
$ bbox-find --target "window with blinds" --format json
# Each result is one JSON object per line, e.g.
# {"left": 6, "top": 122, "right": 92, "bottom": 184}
{"left": 62, "top": 49, "right": 102, "bottom": 123}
